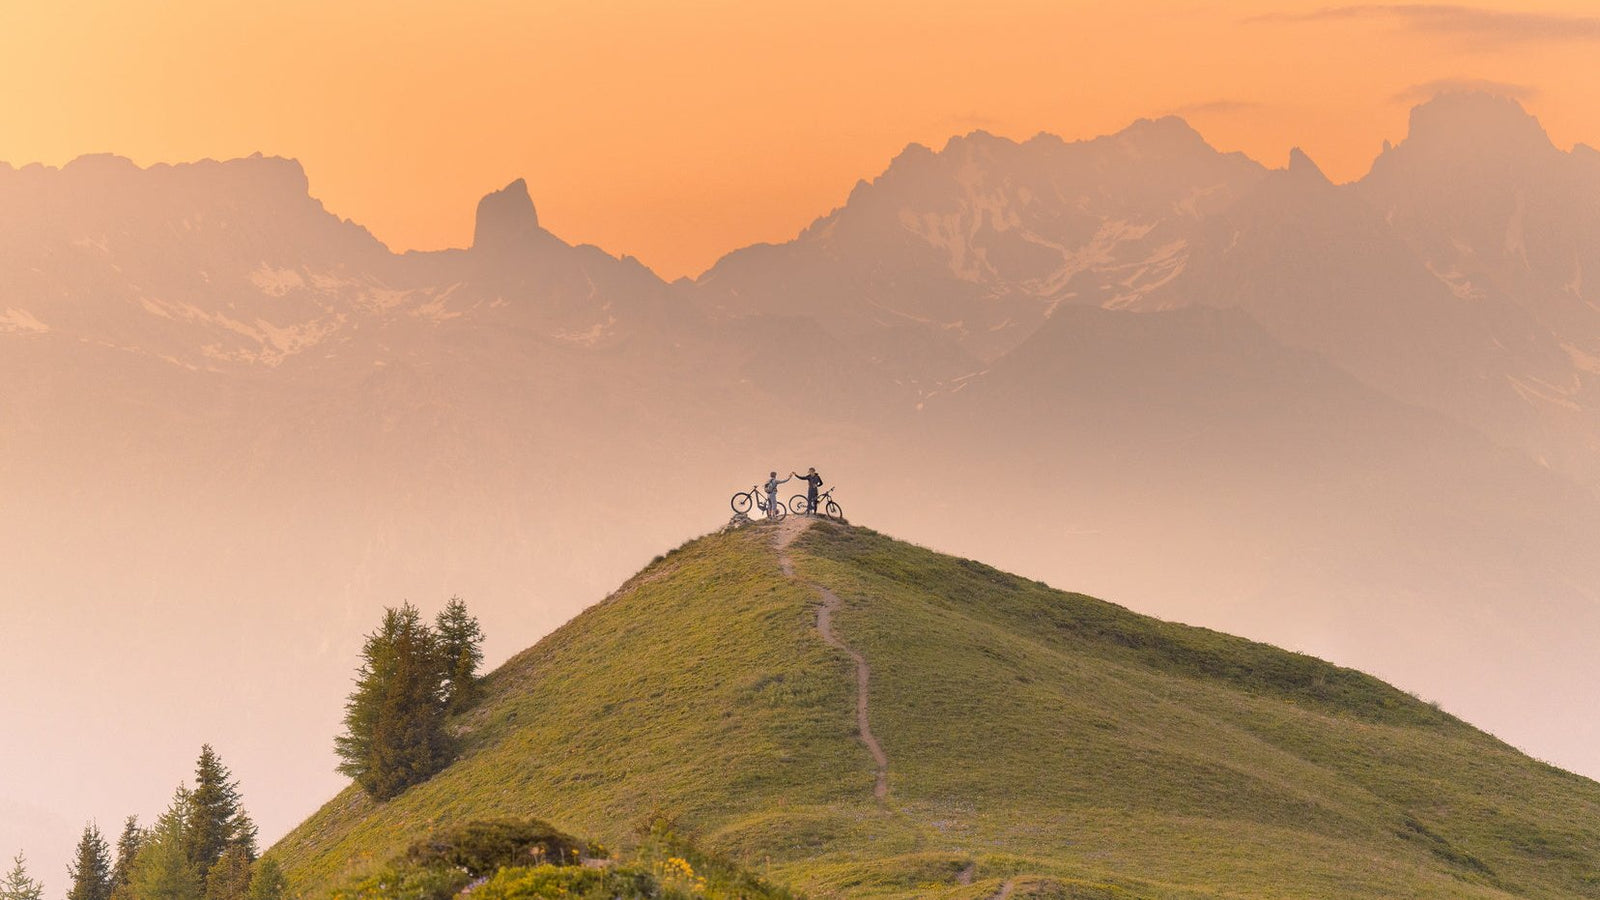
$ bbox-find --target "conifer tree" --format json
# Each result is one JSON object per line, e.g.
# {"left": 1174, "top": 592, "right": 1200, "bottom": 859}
{"left": 334, "top": 602, "right": 452, "bottom": 799}
{"left": 200, "top": 845, "right": 251, "bottom": 900}
{"left": 435, "top": 596, "right": 485, "bottom": 712}
{"left": 186, "top": 745, "right": 252, "bottom": 883}
{"left": 132, "top": 786, "right": 202, "bottom": 900}
{"left": 243, "top": 859, "right": 287, "bottom": 900}
{"left": 227, "top": 810, "right": 258, "bottom": 863}
{"left": 108, "top": 817, "right": 142, "bottom": 900}
{"left": 66, "top": 823, "right": 113, "bottom": 900}
{"left": 0, "top": 851, "right": 44, "bottom": 900}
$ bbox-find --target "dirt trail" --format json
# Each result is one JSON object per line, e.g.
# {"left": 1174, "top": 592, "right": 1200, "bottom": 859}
{"left": 990, "top": 880, "right": 1016, "bottom": 899}
{"left": 814, "top": 583, "right": 890, "bottom": 799}
{"left": 773, "top": 516, "right": 810, "bottom": 575}
{"left": 772, "top": 518, "right": 890, "bottom": 801}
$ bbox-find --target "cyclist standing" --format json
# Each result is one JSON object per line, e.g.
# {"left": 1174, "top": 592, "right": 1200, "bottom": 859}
{"left": 794, "top": 467, "right": 823, "bottom": 515}
{"left": 765, "top": 471, "right": 791, "bottom": 519}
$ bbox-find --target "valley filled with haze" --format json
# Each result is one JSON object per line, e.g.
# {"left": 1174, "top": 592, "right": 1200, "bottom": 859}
{"left": 5, "top": 34, "right": 1600, "bottom": 895}
{"left": 3, "top": 1, "right": 1600, "bottom": 883}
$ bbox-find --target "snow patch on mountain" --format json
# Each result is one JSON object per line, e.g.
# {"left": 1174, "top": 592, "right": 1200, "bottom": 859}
{"left": 409, "top": 294, "right": 465, "bottom": 322}
{"left": 1105, "top": 239, "right": 1190, "bottom": 310}
{"left": 1424, "top": 262, "right": 1487, "bottom": 301}
{"left": 255, "top": 315, "right": 346, "bottom": 360}
{"left": 138, "top": 294, "right": 344, "bottom": 365}
{"left": 1508, "top": 373, "right": 1584, "bottom": 412}
{"left": 250, "top": 264, "right": 307, "bottom": 296}
{"left": 553, "top": 313, "right": 619, "bottom": 346}
{"left": 899, "top": 208, "right": 988, "bottom": 281}
{"left": 359, "top": 286, "right": 415, "bottom": 313}
{"left": 1562, "top": 343, "right": 1600, "bottom": 376}
{"left": 0, "top": 308, "right": 48, "bottom": 333}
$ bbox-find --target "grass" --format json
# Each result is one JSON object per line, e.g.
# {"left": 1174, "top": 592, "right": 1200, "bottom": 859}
{"left": 272, "top": 521, "right": 1600, "bottom": 899}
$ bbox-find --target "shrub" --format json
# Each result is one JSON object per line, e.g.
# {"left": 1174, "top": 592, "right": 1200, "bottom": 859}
{"left": 471, "top": 864, "right": 656, "bottom": 900}
{"left": 328, "top": 865, "right": 469, "bottom": 900}
{"left": 401, "top": 819, "right": 599, "bottom": 877}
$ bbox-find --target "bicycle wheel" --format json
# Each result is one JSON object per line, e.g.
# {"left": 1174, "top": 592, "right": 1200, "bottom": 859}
{"left": 826, "top": 501, "right": 842, "bottom": 519}
{"left": 769, "top": 500, "right": 787, "bottom": 521}
{"left": 789, "top": 494, "right": 811, "bottom": 515}
{"left": 731, "top": 492, "right": 753, "bottom": 515}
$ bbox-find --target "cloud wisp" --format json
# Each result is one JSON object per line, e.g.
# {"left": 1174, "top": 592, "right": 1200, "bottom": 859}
{"left": 1253, "top": 4, "right": 1600, "bottom": 47}
{"left": 1391, "top": 77, "right": 1541, "bottom": 103}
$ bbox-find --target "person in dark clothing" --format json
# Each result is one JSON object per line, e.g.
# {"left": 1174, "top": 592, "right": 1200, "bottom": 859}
{"left": 764, "top": 471, "right": 791, "bottom": 518}
{"left": 793, "top": 467, "right": 823, "bottom": 515}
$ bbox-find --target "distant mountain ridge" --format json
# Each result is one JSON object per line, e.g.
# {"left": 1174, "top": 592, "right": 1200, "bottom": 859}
{"left": 693, "top": 116, "right": 1267, "bottom": 383}
{"left": 6, "top": 92, "right": 1600, "bottom": 886}
{"left": 695, "top": 91, "right": 1600, "bottom": 487}
{"left": 11, "top": 92, "right": 1599, "bottom": 471}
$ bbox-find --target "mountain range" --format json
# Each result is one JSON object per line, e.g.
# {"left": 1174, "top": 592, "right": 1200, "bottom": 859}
{"left": 4, "top": 91, "right": 1600, "bottom": 883}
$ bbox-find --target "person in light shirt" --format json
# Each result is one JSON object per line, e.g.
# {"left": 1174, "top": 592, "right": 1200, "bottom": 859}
{"left": 764, "top": 471, "right": 791, "bottom": 518}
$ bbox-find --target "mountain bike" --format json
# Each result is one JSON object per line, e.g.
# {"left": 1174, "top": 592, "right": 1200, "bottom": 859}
{"left": 789, "top": 486, "right": 842, "bottom": 520}
{"left": 731, "top": 486, "right": 787, "bottom": 521}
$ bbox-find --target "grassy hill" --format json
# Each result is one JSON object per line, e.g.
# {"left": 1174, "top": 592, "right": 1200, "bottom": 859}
{"left": 273, "top": 520, "right": 1600, "bottom": 898}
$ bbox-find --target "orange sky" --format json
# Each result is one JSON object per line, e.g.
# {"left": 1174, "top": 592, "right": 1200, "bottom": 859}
{"left": 2, "top": 1, "right": 1596, "bottom": 279}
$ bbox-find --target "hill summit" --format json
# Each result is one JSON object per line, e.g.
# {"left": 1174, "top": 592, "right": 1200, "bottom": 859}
{"left": 272, "top": 520, "right": 1600, "bottom": 899}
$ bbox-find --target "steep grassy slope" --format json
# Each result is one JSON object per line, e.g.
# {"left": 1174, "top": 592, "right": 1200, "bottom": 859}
{"left": 274, "top": 522, "right": 1600, "bottom": 899}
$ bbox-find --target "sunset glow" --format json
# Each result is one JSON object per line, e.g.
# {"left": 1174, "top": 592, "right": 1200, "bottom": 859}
{"left": 3, "top": 1, "right": 1597, "bottom": 278}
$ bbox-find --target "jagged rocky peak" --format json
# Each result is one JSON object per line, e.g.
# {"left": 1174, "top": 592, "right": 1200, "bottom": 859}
{"left": 1400, "top": 91, "right": 1555, "bottom": 158}
{"left": 940, "top": 129, "right": 1016, "bottom": 157}
{"left": 60, "top": 152, "right": 142, "bottom": 175}
{"left": 17, "top": 152, "right": 317, "bottom": 211}
{"left": 473, "top": 177, "right": 542, "bottom": 253}
{"left": 228, "top": 152, "right": 314, "bottom": 197}
{"left": 1112, "top": 115, "right": 1213, "bottom": 156}
{"left": 1286, "top": 146, "right": 1330, "bottom": 183}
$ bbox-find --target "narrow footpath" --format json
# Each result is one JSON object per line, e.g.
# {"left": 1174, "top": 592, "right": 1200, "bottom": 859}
{"left": 773, "top": 518, "right": 890, "bottom": 801}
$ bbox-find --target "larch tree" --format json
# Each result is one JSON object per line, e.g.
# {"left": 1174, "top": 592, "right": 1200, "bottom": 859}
{"left": 435, "top": 596, "right": 485, "bottom": 712}
{"left": 334, "top": 602, "right": 452, "bottom": 799}
{"left": 243, "top": 859, "right": 288, "bottom": 900}
{"left": 132, "top": 786, "right": 202, "bottom": 900}
{"left": 0, "top": 852, "right": 44, "bottom": 900}
{"left": 201, "top": 845, "right": 252, "bottom": 900}
{"left": 66, "top": 823, "right": 113, "bottom": 900}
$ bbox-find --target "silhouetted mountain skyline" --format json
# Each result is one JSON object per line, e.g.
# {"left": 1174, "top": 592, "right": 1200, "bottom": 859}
{"left": 6, "top": 90, "right": 1600, "bottom": 894}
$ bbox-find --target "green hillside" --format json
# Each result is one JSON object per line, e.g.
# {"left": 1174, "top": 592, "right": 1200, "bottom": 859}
{"left": 273, "top": 520, "right": 1600, "bottom": 899}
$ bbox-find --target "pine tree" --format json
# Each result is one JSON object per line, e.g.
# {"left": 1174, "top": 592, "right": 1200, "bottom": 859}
{"left": 243, "top": 859, "right": 287, "bottom": 900}
{"left": 187, "top": 745, "right": 251, "bottom": 883}
{"left": 200, "top": 846, "right": 251, "bottom": 900}
{"left": 1, "top": 851, "right": 44, "bottom": 900}
{"left": 334, "top": 602, "right": 452, "bottom": 799}
{"left": 435, "top": 596, "right": 485, "bottom": 712}
{"left": 108, "top": 816, "right": 143, "bottom": 900}
{"left": 66, "top": 823, "right": 113, "bottom": 900}
{"left": 227, "top": 810, "right": 258, "bottom": 863}
{"left": 132, "top": 786, "right": 202, "bottom": 900}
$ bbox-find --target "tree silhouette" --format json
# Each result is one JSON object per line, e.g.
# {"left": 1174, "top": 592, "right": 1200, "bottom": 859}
{"left": 335, "top": 602, "right": 452, "bottom": 798}
{"left": 108, "top": 816, "right": 142, "bottom": 900}
{"left": 132, "top": 787, "right": 201, "bottom": 900}
{"left": 435, "top": 596, "right": 485, "bottom": 712}
{"left": 66, "top": 823, "right": 112, "bottom": 900}
{"left": 0, "top": 852, "right": 44, "bottom": 900}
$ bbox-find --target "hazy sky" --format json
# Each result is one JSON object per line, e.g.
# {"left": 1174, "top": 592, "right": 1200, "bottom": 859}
{"left": 2, "top": 1, "right": 1597, "bottom": 279}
